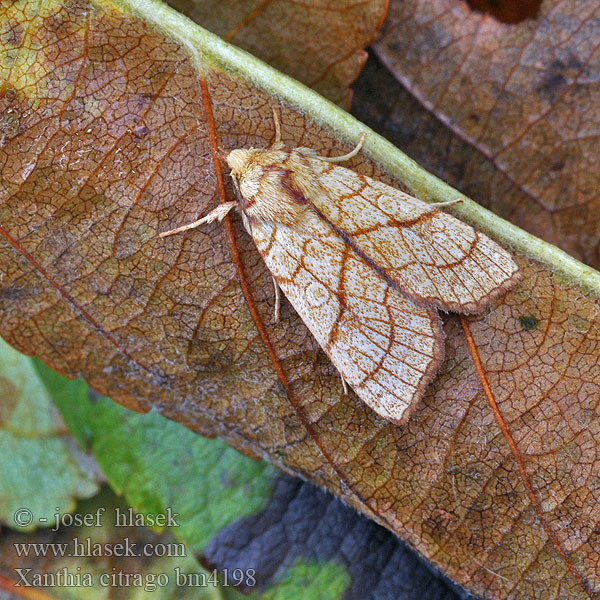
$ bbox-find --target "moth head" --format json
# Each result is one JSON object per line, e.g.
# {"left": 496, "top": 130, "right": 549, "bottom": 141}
{"left": 226, "top": 148, "right": 267, "bottom": 204}
{"left": 226, "top": 148, "right": 256, "bottom": 176}
{"left": 225, "top": 148, "right": 318, "bottom": 227}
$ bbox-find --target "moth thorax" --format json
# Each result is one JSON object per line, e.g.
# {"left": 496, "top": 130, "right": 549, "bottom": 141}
{"left": 227, "top": 148, "right": 312, "bottom": 227}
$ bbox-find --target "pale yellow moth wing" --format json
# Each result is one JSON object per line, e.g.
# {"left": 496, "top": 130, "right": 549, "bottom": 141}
{"left": 249, "top": 211, "right": 445, "bottom": 424}
{"left": 306, "top": 158, "right": 520, "bottom": 313}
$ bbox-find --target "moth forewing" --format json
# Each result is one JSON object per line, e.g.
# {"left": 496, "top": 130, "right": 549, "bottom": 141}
{"left": 161, "top": 125, "right": 520, "bottom": 425}
{"left": 249, "top": 213, "right": 447, "bottom": 424}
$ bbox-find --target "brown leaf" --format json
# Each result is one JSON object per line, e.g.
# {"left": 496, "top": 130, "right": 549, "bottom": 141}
{"left": 374, "top": 0, "right": 600, "bottom": 269}
{"left": 1, "top": 2, "right": 600, "bottom": 599}
{"left": 163, "top": 0, "right": 388, "bottom": 107}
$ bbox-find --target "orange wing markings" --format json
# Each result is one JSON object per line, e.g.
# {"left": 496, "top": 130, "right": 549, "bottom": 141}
{"left": 309, "top": 159, "right": 520, "bottom": 313}
{"left": 250, "top": 213, "right": 444, "bottom": 424}
{"left": 324, "top": 242, "right": 351, "bottom": 351}
{"left": 366, "top": 224, "right": 496, "bottom": 305}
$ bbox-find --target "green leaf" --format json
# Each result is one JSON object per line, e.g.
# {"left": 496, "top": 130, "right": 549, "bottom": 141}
{"left": 258, "top": 560, "right": 351, "bottom": 600}
{"left": 0, "top": 338, "right": 99, "bottom": 530}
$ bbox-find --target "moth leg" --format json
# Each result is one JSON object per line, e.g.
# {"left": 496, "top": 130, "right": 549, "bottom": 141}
{"left": 271, "top": 275, "right": 281, "bottom": 324}
{"left": 318, "top": 132, "right": 366, "bottom": 163}
{"left": 432, "top": 197, "right": 463, "bottom": 209}
{"left": 159, "top": 201, "right": 237, "bottom": 238}
{"left": 339, "top": 371, "right": 348, "bottom": 395}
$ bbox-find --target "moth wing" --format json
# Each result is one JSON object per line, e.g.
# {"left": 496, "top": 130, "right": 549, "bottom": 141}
{"left": 308, "top": 159, "right": 520, "bottom": 313}
{"left": 249, "top": 213, "right": 444, "bottom": 424}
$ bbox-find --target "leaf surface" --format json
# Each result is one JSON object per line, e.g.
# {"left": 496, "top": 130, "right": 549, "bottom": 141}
{"left": 1, "top": 1, "right": 600, "bottom": 599}
{"left": 373, "top": 0, "right": 600, "bottom": 268}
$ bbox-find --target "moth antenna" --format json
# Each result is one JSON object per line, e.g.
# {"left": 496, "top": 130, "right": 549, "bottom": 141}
{"left": 433, "top": 197, "right": 463, "bottom": 209}
{"left": 318, "top": 132, "right": 366, "bottom": 163}
{"left": 217, "top": 146, "right": 229, "bottom": 161}
{"left": 271, "top": 108, "right": 284, "bottom": 149}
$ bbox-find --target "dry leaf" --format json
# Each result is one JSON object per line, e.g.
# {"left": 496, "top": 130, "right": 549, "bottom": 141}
{"left": 164, "top": 0, "right": 388, "bottom": 107}
{"left": 1, "top": 1, "right": 600, "bottom": 599}
{"left": 374, "top": 0, "right": 600, "bottom": 269}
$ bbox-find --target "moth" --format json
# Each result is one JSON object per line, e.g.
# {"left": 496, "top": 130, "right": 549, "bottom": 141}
{"left": 161, "top": 114, "right": 520, "bottom": 425}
